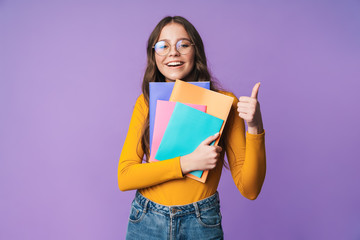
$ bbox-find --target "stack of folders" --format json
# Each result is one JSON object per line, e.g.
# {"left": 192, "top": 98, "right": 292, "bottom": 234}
{"left": 149, "top": 80, "right": 233, "bottom": 183}
{"left": 149, "top": 81, "right": 210, "bottom": 149}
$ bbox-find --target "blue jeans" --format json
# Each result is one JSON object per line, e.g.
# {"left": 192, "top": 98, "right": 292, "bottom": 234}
{"left": 126, "top": 191, "right": 223, "bottom": 240}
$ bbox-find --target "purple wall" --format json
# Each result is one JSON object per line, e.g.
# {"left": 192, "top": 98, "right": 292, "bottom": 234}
{"left": 1, "top": 0, "right": 360, "bottom": 239}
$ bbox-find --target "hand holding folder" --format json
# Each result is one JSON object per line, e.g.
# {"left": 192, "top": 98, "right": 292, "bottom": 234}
{"left": 168, "top": 80, "right": 234, "bottom": 183}
{"left": 154, "top": 102, "right": 224, "bottom": 179}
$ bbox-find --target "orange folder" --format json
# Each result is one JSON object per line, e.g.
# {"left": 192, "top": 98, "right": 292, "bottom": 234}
{"left": 169, "top": 79, "right": 234, "bottom": 183}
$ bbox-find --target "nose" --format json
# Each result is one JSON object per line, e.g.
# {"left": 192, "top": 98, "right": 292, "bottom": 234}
{"left": 168, "top": 44, "right": 180, "bottom": 57}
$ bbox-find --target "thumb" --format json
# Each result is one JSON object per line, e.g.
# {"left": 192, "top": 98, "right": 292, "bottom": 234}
{"left": 201, "top": 132, "right": 220, "bottom": 145}
{"left": 251, "top": 82, "right": 261, "bottom": 99}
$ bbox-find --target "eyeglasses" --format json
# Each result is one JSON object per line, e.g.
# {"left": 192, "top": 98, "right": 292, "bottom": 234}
{"left": 153, "top": 39, "right": 194, "bottom": 56}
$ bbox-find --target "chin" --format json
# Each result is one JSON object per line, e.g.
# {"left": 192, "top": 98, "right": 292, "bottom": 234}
{"left": 165, "top": 75, "right": 184, "bottom": 82}
{"left": 162, "top": 69, "right": 194, "bottom": 82}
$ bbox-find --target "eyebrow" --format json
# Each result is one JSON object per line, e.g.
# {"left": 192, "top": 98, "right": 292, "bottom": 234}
{"left": 158, "top": 37, "right": 191, "bottom": 42}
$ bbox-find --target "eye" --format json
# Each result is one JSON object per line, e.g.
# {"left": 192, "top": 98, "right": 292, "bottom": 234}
{"left": 155, "top": 41, "right": 169, "bottom": 50}
{"left": 159, "top": 44, "right": 168, "bottom": 49}
{"left": 177, "top": 40, "right": 192, "bottom": 49}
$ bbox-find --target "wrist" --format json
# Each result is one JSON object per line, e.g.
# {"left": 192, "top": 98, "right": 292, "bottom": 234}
{"left": 180, "top": 155, "right": 192, "bottom": 175}
{"left": 247, "top": 114, "right": 264, "bottom": 134}
{"left": 247, "top": 123, "right": 264, "bottom": 135}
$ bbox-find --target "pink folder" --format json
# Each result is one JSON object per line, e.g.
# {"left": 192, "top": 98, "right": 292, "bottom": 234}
{"left": 149, "top": 100, "right": 206, "bottom": 165}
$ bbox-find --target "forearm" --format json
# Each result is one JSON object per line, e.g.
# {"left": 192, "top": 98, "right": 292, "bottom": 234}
{"left": 226, "top": 92, "right": 266, "bottom": 200}
{"left": 117, "top": 95, "right": 184, "bottom": 191}
{"left": 237, "top": 131, "right": 266, "bottom": 199}
{"left": 118, "top": 157, "right": 184, "bottom": 191}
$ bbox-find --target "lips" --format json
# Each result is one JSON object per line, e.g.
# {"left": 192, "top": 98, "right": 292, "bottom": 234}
{"left": 166, "top": 61, "right": 184, "bottom": 67}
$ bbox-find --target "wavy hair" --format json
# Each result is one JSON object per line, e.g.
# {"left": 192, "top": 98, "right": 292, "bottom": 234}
{"left": 139, "top": 16, "right": 222, "bottom": 161}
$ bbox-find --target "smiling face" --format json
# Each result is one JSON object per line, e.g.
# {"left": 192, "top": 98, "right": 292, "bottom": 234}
{"left": 154, "top": 23, "right": 195, "bottom": 82}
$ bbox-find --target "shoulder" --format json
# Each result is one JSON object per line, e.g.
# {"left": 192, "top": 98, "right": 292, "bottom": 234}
{"left": 218, "top": 90, "right": 237, "bottom": 99}
{"left": 134, "top": 94, "right": 148, "bottom": 113}
{"left": 135, "top": 93, "right": 146, "bottom": 105}
{"left": 218, "top": 90, "right": 238, "bottom": 106}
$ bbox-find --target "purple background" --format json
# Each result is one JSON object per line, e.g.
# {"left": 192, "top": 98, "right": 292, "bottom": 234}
{"left": 1, "top": 0, "right": 360, "bottom": 239}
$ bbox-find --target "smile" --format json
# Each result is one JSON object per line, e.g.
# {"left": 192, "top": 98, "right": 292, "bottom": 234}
{"left": 166, "top": 61, "right": 184, "bottom": 67}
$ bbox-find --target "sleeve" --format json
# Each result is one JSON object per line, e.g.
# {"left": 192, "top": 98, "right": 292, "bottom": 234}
{"left": 223, "top": 92, "right": 266, "bottom": 200}
{"left": 117, "top": 95, "right": 184, "bottom": 191}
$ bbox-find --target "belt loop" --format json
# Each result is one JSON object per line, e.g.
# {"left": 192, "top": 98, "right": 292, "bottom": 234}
{"left": 143, "top": 199, "right": 149, "bottom": 213}
{"left": 193, "top": 202, "right": 200, "bottom": 217}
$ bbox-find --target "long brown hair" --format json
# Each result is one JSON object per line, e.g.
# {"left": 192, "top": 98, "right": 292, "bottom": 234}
{"left": 139, "top": 16, "right": 222, "bottom": 161}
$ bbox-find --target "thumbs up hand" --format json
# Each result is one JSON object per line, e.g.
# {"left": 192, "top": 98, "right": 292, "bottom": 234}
{"left": 237, "top": 83, "right": 264, "bottom": 134}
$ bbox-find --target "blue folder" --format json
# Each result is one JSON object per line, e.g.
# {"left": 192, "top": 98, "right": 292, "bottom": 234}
{"left": 149, "top": 81, "right": 210, "bottom": 151}
{"left": 154, "top": 102, "right": 223, "bottom": 178}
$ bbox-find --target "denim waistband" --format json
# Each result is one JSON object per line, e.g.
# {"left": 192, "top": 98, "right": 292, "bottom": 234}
{"left": 134, "top": 191, "right": 220, "bottom": 217}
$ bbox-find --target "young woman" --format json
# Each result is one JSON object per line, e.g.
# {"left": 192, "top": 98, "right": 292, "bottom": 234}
{"left": 118, "top": 16, "right": 266, "bottom": 240}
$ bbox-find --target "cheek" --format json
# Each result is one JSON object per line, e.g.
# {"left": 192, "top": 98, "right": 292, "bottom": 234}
{"left": 187, "top": 53, "right": 195, "bottom": 69}
{"left": 155, "top": 55, "right": 164, "bottom": 69}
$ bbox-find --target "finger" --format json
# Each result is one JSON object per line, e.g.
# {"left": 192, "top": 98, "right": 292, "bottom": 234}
{"left": 239, "top": 97, "right": 258, "bottom": 106}
{"left": 237, "top": 102, "right": 250, "bottom": 108}
{"left": 237, "top": 105, "right": 251, "bottom": 112}
{"left": 201, "top": 132, "right": 220, "bottom": 145}
{"left": 215, "top": 146, "right": 222, "bottom": 153}
{"left": 239, "top": 96, "right": 251, "bottom": 103}
{"left": 240, "top": 97, "right": 257, "bottom": 104}
{"left": 237, "top": 106, "right": 248, "bottom": 114}
{"left": 237, "top": 102, "right": 251, "bottom": 109}
{"left": 251, "top": 82, "right": 260, "bottom": 99}
{"left": 238, "top": 112, "right": 249, "bottom": 120}
{"left": 206, "top": 164, "right": 216, "bottom": 170}
{"left": 211, "top": 151, "right": 218, "bottom": 158}
{"left": 211, "top": 146, "right": 222, "bottom": 153}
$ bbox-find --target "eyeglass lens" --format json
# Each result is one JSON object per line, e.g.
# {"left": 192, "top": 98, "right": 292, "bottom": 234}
{"left": 154, "top": 40, "right": 193, "bottom": 56}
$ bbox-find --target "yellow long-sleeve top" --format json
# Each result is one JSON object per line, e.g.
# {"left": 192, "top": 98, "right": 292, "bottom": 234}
{"left": 118, "top": 91, "right": 266, "bottom": 205}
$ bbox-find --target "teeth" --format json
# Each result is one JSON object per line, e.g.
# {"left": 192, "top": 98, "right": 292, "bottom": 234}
{"left": 167, "top": 62, "right": 182, "bottom": 66}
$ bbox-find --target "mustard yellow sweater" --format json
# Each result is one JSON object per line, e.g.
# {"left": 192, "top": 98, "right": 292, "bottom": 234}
{"left": 118, "top": 92, "right": 266, "bottom": 205}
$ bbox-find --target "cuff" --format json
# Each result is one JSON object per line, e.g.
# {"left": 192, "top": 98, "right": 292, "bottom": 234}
{"left": 169, "top": 156, "right": 185, "bottom": 179}
{"left": 246, "top": 129, "right": 265, "bottom": 140}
